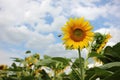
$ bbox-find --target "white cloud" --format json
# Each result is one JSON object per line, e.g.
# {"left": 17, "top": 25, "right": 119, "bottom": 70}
{"left": 70, "top": 0, "right": 120, "bottom": 20}
{"left": 0, "top": 24, "right": 56, "bottom": 50}
{"left": 0, "top": 0, "right": 27, "bottom": 25}
{"left": 26, "top": 33, "right": 55, "bottom": 50}
{"left": 0, "top": 0, "right": 120, "bottom": 65}
{"left": 105, "top": 0, "right": 120, "bottom": 19}
{"left": 71, "top": 5, "right": 107, "bottom": 20}
{"left": 51, "top": 16, "right": 67, "bottom": 32}
{"left": 0, "top": 50, "right": 12, "bottom": 65}
{"left": 72, "top": 0, "right": 100, "bottom": 7}
{"left": 0, "top": 49, "right": 23, "bottom": 65}
{"left": 44, "top": 43, "right": 77, "bottom": 58}
{"left": 44, "top": 43, "right": 88, "bottom": 58}
{"left": 0, "top": 25, "right": 33, "bottom": 45}
{"left": 35, "top": 15, "right": 67, "bottom": 33}
{"left": 0, "top": 0, "right": 54, "bottom": 26}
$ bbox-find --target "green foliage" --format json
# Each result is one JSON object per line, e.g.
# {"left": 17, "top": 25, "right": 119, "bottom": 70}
{"left": 97, "top": 42, "right": 120, "bottom": 63}
{"left": 104, "top": 70, "right": 120, "bottom": 80}
{"left": 0, "top": 52, "right": 51, "bottom": 80}
{"left": 0, "top": 52, "right": 71, "bottom": 80}
{"left": 91, "top": 32, "right": 105, "bottom": 52}
{"left": 86, "top": 42, "right": 120, "bottom": 80}
{"left": 100, "top": 62, "right": 120, "bottom": 69}
{"left": 0, "top": 41, "right": 120, "bottom": 80}
{"left": 85, "top": 67, "right": 113, "bottom": 80}
{"left": 72, "top": 58, "right": 84, "bottom": 68}
{"left": 88, "top": 51, "right": 103, "bottom": 58}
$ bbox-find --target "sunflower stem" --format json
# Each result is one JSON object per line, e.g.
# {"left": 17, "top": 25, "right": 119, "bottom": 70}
{"left": 78, "top": 48, "right": 84, "bottom": 80}
{"left": 53, "top": 70, "right": 56, "bottom": 80}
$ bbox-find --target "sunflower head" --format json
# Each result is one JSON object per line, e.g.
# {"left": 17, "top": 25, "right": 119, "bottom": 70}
{"left": 92, "top": 33, "right": 111, "bottom": 63}
{"left": 92, "top": 33, "right": 111, "bottom": 53}
{"left": 0, "top": 65, "right": 7, "bottom": 70}
{"left": 61, "top": 17, "right": 94, "bottom": 49}
{"left": 96, "top": 33, "right": 111, "bottom": 53}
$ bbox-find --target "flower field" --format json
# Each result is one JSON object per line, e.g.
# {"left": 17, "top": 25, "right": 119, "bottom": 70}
{"left": 0, "top": 18, "right": 120, "bottom": 80}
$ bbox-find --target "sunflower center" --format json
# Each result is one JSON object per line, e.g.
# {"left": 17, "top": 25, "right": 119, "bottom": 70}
{"left": 70, "top": 28, "right": 84, "bottom": 42}
{"left": 73, "top": 29, "right": 83, "bottom": 37}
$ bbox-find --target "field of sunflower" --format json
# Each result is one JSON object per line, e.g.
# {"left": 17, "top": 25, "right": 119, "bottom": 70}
{"left": 0, "top": 17, "right": 120, "bottom": 80}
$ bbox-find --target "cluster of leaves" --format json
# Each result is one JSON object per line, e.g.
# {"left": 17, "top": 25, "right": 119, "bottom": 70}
{"left": 65, "top": 42, "right": 120, "bottom": 80}
{"left": 85, "top": 42, "right": 120, "bottom": 80}
{"left": 0, "top": 51, "right": 71, "bottom": 80}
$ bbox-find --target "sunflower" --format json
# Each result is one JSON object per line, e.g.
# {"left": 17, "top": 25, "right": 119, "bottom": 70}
{"left": 97, "top": 34, "right": 111, "bottom": 53}
{"left": 61, "top": 17, "right": 94, "bottom": 49}
{"left": 0, "top": 65, "right": 7, "bottom": 70}
{"left": 94, "top": 34, "right": 111, "bottom": 63}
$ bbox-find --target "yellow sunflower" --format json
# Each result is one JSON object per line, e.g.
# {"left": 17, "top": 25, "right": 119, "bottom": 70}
{"left": 94, "top": 34, "right": 111, "bottom": 63}
{"left": 0, "top": 65, "right": 7, "bottom": 70}
{"left": 97, "top": 34, "right": 111, "bottom": 53}
{"left": 61, "top": 17, "right": 94, "bottom": 49}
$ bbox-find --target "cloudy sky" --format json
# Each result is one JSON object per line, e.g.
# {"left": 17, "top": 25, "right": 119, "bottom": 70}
{"left": 0, "top": 0, "right": 120, "bottom": 65}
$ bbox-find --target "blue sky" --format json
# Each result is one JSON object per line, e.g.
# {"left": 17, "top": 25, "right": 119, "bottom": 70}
{"left": 0, "top": 0, "right": 120, "bottom": 65}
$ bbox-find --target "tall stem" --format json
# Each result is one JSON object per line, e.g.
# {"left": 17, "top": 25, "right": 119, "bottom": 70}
{"left": 78, "top": 48, "right": 84, "bottom": 80}
{"left": 53, "top": 69, "right": 56, "bottom": 80}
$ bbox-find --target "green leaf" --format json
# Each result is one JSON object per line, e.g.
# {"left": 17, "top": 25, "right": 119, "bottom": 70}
{"left": 72, "top": 58, "right": 84, "bottom": 68}
{"left": 33, "top": 53, "right": 40, "bottom": 59}
{"left": 69, "top": 70, "right": 81, "bottom": 80}
{"left": 85, "top": 67, "right": 113, "bottom": 80}
{"left": 21, "top": 76, "right": 34, "bottom": 80}
{"left": 104, "top": 46, "right": 120, "bottom": 58}
{"left": 104, "top": 70, "right": 120, "bottom": 80}
{"left": 113, "top": 42, "right": 120, "bottom": 53}
{"left": 11, "top": 57, "right": 23, "bottom": 62}
{"left": 88, "top": 51, "right": 103, "bottom": 58}
{"left": 11, "top": 63, "right": 17, "bottom": 68}
{"left": 44, "top": 55, "right": 52, "bottom": 59}
{"left": 98, "top": 42, "right": 120, "bottom": 63}
{"left": 25, "top": 50, "right": 31, "bottom": 54}
{"left": 100, "top": 62, "right": 120, "bottom": 69}
{"left": 99, "top": 62, "right": 120, "bottom": 73}
{"left": 39, "top": 69, "right": 51, "bottom": 80}
{"left": 52, "top": 57, "right": 70, "bottom": 65}
{"left": 37, "top": 59, "right": 56, "bottom": 66}
{"left": 0, "top": 78, "right": 3, "bottom": 80}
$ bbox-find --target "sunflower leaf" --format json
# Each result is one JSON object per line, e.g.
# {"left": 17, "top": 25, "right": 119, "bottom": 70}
{"left": 88, "top": 51, "right": 103, "bottom": 58}
{"left": 103, "top": 69, "right": 120, "bottom": 80}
